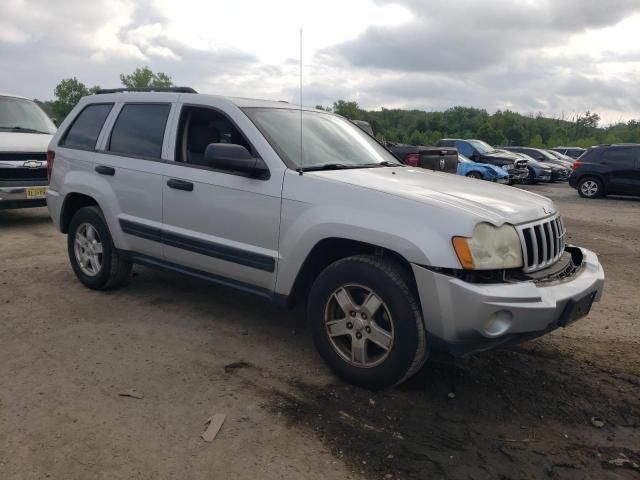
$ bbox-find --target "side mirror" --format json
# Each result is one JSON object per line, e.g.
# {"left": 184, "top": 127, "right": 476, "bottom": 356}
{"left": 204, "top": 143, "right": 269, "bottom": 178}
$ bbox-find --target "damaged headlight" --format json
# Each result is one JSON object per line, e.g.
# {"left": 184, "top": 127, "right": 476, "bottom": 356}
{"left": 452, "top": 223, "right": 524, "bottom": 270}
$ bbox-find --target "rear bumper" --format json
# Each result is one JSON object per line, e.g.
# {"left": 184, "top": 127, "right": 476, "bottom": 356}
{"left": 411, "top": 246, "right": 604, "bottom": 356}
{"left": 0, "top": 183, "right": 48, "bottom": 209}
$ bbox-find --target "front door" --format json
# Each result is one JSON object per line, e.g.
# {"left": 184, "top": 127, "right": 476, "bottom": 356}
{"left": 161, "top": 103, "right": 283, "bottom": 294}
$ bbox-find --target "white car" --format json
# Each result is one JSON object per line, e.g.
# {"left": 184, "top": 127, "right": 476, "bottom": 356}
{"left": 0, "top": 94, "right": 56, "bottom": 209}
{"left": 47, "top": 88, "right": 605, "bottom": 388}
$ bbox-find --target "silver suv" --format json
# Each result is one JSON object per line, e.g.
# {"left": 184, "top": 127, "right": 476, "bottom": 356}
{"left": 47, "top": 88, "right": 605, "bottom": 389}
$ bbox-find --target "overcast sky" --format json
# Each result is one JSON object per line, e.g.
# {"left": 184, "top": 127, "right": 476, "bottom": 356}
{"left": 1, "top": 0, "right": 639, "bottom": 123}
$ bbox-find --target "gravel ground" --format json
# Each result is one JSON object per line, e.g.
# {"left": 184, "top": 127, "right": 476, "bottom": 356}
{"left": 0, "top": 182, "right": 638, "bottom": 480}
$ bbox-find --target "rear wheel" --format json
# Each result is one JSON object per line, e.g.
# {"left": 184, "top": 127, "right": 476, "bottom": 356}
{"left": 308, "top": 255, "right": 428, "bottom": 389}
{"left": 67, "top": 206, "right": 132, "bottom": 290}
{"left": 466, "top": 171, "right": 483, "bottom": 179}
{"left": 578, "top": 177, "right": 604, "bottom": 198}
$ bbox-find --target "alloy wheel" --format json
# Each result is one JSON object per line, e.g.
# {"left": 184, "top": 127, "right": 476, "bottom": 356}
{"left": 324, "top": 284, "right": 394, "bottom": 368}
{"left": 580, "top": 180, "right": 599, "bottom": 197}
{"left": 74, "top": 222, "right": 104, "bottom": 276}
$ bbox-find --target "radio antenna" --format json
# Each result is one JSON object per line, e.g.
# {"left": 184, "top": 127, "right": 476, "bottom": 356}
{"left": 298, "top": 28, "right": 304, "bottom": 175}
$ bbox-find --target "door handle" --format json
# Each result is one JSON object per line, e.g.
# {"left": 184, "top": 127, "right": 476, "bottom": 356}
{"left": 95, "top": 165, "right": 115, "bottom": 176}
{"left": 167, "top": 178, "right": 194, "bottom": 191}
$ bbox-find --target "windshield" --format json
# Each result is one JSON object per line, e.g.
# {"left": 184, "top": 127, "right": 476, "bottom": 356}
{"left": 467, "top": 139, "right": 496, "bottom": 154}
{"left": 244, "top": 108, "right": 401, "bottom": 169}
{"left": 467, "top": 140, "right": 496, "bottom": 153}
{"left": 0, "top": 96, "right": 56, "bottom": 134}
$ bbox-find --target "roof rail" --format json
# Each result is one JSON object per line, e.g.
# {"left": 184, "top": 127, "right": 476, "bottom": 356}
{"left": 95, "top": 87, "right": 198, "bottom": 94}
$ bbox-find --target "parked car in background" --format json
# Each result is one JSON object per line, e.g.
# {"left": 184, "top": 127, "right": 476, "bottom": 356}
{"left": 0, "top": 93, "right": 56, "bottom": 209}
{"left": 500, "top": 146, "right": 572, "bottom": 182}
{"left": 436, "top": 139, "right": 528, "bottom": 184}
{"left": 569, "top": 144, "right": 640, "bottom": 198}
{"left": 551, "top": 147, "right": 586, "bottom": 159}
{"left": 546, "top": 149, "right": 575, "bottom": 164}
{"left": 498, "top": 150, "right": 551, "bottom": 184}
{"left": 47, "top": 89, "right": 604, "bottom": 389}
{"left": 457, "top": 154, "right": 509, "bottom": 183}
{"left": 351, "top": 120, "right": 458, "bottom": 174}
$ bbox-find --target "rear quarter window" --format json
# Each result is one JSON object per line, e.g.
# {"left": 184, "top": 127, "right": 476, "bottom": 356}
{"left": 108, "top": 104, "right": 171, "bottom": 159}
{"left": 61, "top": 103, "right": 113, "bottom": 150}
{"left": 602, "top": 148, "right": 635, "bottom": 166}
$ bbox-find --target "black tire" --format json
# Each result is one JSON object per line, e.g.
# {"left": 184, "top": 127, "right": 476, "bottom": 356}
{"left": 67, "top": 206, "right": 132, "bottom": 290}
{"left": 308, "top": 254, "right": 428, "bottom": 389}
{"left": 466, "top": 171, "right": 483, "bottom": 180}
{"left": 577, "top": 177, "right": 604, "bottom": 198}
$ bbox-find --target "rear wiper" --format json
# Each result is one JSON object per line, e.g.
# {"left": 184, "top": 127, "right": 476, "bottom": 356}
{"left": 0, "top": 126, "right": 49, "bottom": 134}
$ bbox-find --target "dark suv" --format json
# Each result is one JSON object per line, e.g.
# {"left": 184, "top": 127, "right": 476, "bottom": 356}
{"left": 569, "top": 144, "right": 640, "bottom": 198}
{"left": 436, "top": 139, "right": 528, "bottom": 183}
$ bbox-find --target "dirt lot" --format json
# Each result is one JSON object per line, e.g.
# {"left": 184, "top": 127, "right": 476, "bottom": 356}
{"left": 1, "top": 183, "right": 638, "bottom": 480}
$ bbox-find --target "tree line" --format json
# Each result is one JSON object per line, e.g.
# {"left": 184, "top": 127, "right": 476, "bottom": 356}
{"left": 33, "top": 67, "right": 639, "bottom": 149}
{"left": 321, "top": 100, "right": 640, "bottom": 148}
{"left": 34, "top": 66, "right": 173, "bottom": 122}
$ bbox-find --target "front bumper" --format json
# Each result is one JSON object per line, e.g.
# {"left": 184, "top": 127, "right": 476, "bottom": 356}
{"left": 411, "top": 246, "right": 604, "bottom": 356}
{"left": 0, "top": 182, "right": 48, "bottom": 209}
{"left": 508, "top": 168, "right": 529, "bottom": 182}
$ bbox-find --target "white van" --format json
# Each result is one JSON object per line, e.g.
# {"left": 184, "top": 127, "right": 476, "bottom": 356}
{"left": 0, "top": 94, "right": 56, "bottom": 209}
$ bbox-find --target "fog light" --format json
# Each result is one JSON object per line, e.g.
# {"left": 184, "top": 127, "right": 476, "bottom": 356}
{"left": 483, "top": 310, "right": 513, "bottom": 337}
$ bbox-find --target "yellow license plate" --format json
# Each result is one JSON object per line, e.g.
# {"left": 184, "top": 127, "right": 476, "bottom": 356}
{"left": 26, "top": 186, "right": 48, "bottom": 199}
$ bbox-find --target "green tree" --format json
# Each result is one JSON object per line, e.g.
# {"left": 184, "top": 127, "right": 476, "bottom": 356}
{"left": 332, "top": 100, "right": 362, "bottom": 120}
{"left": 120, "top": 66, "right": 173, "bottom": 88}
{"left": 476, "top": 122, "right": 507, "bottom": 146}
{"left": 52, "top": 77, "right": 100, "bottom": 121}
{"left": 529, "top": 134, "right": 545, "bottom": 148}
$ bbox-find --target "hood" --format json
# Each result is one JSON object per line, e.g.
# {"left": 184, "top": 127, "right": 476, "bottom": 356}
{"left": 0, "top": 132, "right": 52, "bottom": 152}
{"left": 525, "top": 158, "right": 551, "bottom": 170}
{"left": 482, "top": 149, "right": 522, "bottom": 162}
{"left": 311, "top": 167, "right": 556, "bottom": 225}
{"left": 484, "top": 164, "right": 509, "bottom": 177}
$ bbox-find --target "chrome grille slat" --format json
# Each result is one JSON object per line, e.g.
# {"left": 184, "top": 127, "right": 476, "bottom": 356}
{"left": 516, "top": 214, "right": 566, "bottom": 273}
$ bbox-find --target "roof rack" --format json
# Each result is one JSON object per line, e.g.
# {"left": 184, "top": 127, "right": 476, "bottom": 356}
{"left": 95, "top": 87, "right": 198, "bottom": 94}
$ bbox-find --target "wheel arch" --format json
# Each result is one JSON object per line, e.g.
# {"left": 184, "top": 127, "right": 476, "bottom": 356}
{"left": 577, "top": 173, "right": 607, "bottom": 193}
{"left": 277, "top": 237, "right": 418, "bottom": 309}
{"left": 60, "top": 192, "right": 100, "bottom": 233}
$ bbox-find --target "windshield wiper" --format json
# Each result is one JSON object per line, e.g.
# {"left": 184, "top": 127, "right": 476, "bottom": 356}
{"left": 300, "top": 163, "right": 374, "bottom": 172}
{"left": 0, "top": 126, "right": 50, "bottom": 134}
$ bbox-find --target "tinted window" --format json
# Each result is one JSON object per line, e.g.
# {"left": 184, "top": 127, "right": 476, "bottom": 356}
{"left": 62, "top": 103, "right": 113, "bottom": 150}
{"left": 602, "top": 148, "right": 634, "bottom": 166}
{"left": 109, "top": 104, "right": 171, "bottom": 158}
{"left": 454, "top": 141, "right": 474, "bottom": 157}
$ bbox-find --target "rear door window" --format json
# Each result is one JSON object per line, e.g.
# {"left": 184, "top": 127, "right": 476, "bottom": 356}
{"left": 61, "top": 103, "right": 113, "bottom": 150}
{"left": 603, "top": 147, "right": 634, "bottom": 167}
{"left": 108, "top": 104, "right": 171, "bottom": 159}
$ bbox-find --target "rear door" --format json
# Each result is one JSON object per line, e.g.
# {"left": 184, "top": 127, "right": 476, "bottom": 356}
{"left": 601, "top": 147, "right": 637, "bottom": 194}
{"left": 94, "top": 99, "right": 177, "bottom": 258}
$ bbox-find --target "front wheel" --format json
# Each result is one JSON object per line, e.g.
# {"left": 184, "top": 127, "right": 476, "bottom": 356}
{"left": 466, "top": 171, "right": 483, "bottom": 180}
{"left": 308, "top": 255, "right": 428, "bottom": 389}
{"left": 67, "top": 206, "right": 132, "bottom": 290}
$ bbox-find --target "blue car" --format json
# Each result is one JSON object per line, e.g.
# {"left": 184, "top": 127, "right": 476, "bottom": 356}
{"left": 456, "top": 154, "right": 509, "bottom": 183}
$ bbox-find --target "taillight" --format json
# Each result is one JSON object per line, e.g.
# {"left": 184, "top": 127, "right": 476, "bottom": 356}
{"left": 404, "top": 153, "right": 419, "bottom": 167}
{"left": 46, "top": 150, "right": 55, "bottom": 182}
{"left": 572, "top": 160, "right": 583, "bottom": 172}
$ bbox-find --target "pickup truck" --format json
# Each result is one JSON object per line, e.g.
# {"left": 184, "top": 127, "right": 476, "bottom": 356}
{"left": 0, "top": 94, "right": 55, "bottom": 209}
{"left": 47, "top": 89, "right": 605, "bottom": 389}
{"left": 436, "top": 139, "right": 529, "bottom": 184}
{"left": 351, "top": 120, "right": 458, "bottom": 174}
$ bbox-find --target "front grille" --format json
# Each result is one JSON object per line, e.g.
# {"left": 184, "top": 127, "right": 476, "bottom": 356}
{"left": 0, "top": 152, "right": 47, "bottom": 161}
{"left": 515, "top": 159, "right": 528, "bottom": 169}
{"left": 0, "top": 168, "right": 47, "bottom": 181}
{"left": 517, "top": 215, "right": 566, "bottom": 272}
